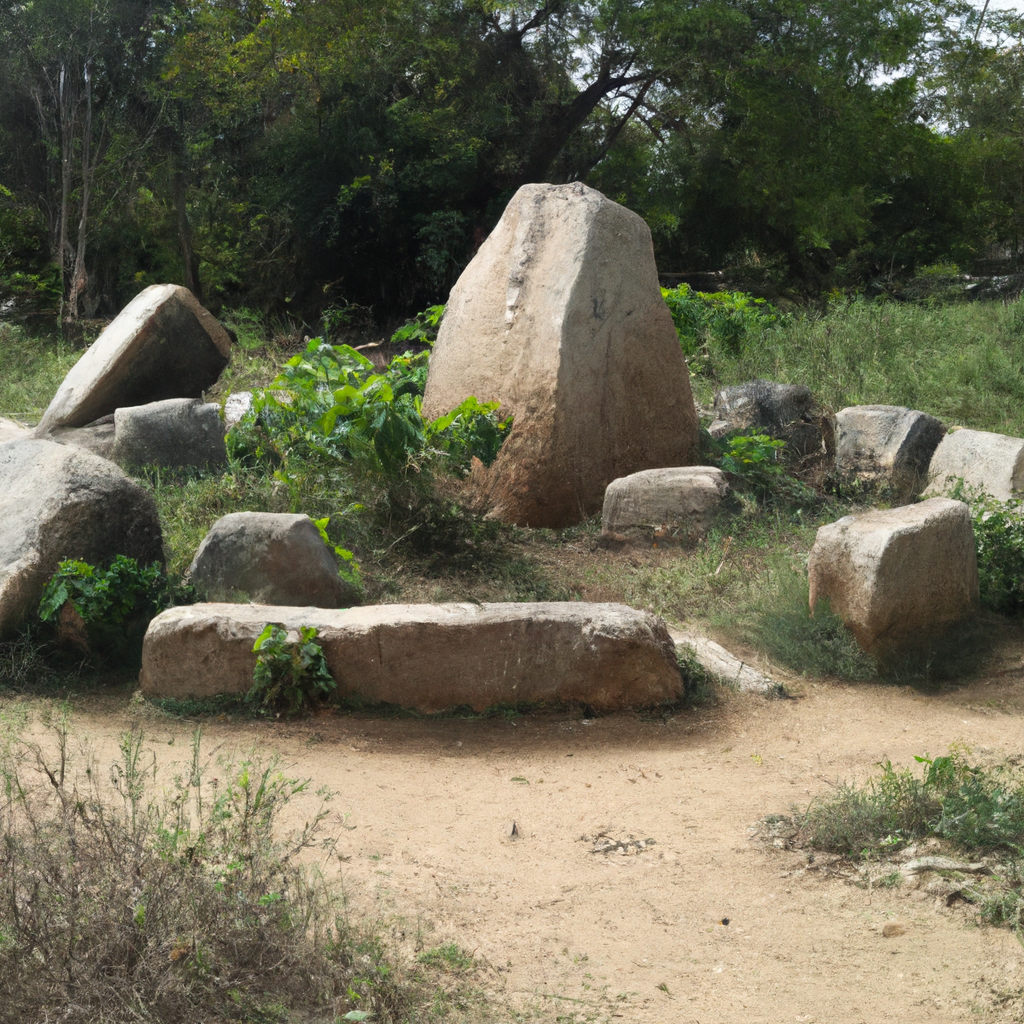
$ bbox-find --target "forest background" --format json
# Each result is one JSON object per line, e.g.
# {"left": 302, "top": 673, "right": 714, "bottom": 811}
{"left": 2, "top": 0, "right": 1024, "bottom": 328}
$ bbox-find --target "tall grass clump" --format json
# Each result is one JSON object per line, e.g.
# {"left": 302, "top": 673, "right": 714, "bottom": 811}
{"left": 0, "top": 321, "right": 81, "bottom": 421}
{"left": 689, "top": 298, "right": 1024, "bottom": 436}
{"left": 0, "top": 709, "right": 411, "bottom": 1023}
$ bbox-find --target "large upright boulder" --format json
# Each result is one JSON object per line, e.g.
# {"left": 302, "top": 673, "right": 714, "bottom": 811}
{"left": 36, "top": 284, "right": 232, "bottom": 434}
{"left": 835, "top": 405, "right": 946, "bottom": 496}
{"left": 808, "top": 498, "right": 978, "bottom": 660}
{"left": 923, "top": 427, "right": 1024, "bottom": 502}
{"left": 140, "top": 601, "right": 682, "bottom": 712}
{"left": 188, "top": 512, "right": 361, "bottom": 608}
{"left": 0, "top": 440, "right": 164, "bottom": 635}
{"left": 421, "top": 182, "right": 699, "bottom": 528}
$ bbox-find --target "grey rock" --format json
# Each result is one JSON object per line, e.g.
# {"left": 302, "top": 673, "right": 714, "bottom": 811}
{"left": 36, "top": 284, "right": 232, "bottom": 434}
{"left": 712, "top": 379, "right": 834, "bottom": 458}
{"left": 0, "top": 440, "right": 163, "bottom": 635}
{"left": 808, "top": 497, "right": 979, "bottom": 659}
{"left": 140, "top": 601, "right": 683, "bottom": 712}
{"left": 835, "top": 405, "right": 946, "bottom": 496}
{"left": 188, "top": 512, "right": 361, "bottom": 608}
{"left": 421, "top": 182, "right": 700, "bottom": 528}
{"left": 111, "top": 398, "right": 226, "bottom": 471}
{"left": 601, "top": 466, "right": 730, "bottom": 546}
{"left": 924, "top": 427, "right": 1024, "bottom": 502}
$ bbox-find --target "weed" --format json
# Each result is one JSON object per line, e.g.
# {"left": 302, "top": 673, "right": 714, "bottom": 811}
{"left": 247, "top": 623, "right": 336, "bottom": 716}
{"left": 417, "top": 943, "right": 476, "bottom": 973}
{"left": 0, "top": 713, "right": 422, "bottom": 1023}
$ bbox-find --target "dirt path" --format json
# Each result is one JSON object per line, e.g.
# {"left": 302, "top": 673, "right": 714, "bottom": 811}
{"left": 15, "top": 665, "right": 1024, "bottom": 1024}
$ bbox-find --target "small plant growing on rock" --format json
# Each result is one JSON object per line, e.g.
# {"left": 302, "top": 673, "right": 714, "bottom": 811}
{"left": 247, "top": 623, "right": 336, "bottom": 715}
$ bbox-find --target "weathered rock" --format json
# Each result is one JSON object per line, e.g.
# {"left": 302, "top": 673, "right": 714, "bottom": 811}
{"left": 421, "top": 182, "right": 699, "bottom": 528}
{"left": 139, "top": 601, "right": 682, "bottom": 711}
{"left": 35, "top": 284, "right": 232, "bottom": 434}
{"left": 188, "top": 512, "right": 361, "bottom": 608}
{"left": 711, "top": 379, "right": 834, "bottom": 458}
{"left": 0, "top": 418, "right": 30, "bottom": 444}
{"left": 0, "top": 440, "right": 163, "bottom": 635}
{"left": 808, "top": 497, "right": 978, "bottom": 658}
{"left": 110, "top": 398, "right": 227, "bottom": 471}
{"left": 46, "top": 420, "right": 116, "bottom": 459}
{"left": 668, "top": 627, "right": 777, "bottom": 693}
{"left": 835, "top": 405, "right": 946, "bottom": 495}
{"left": 223, "top": 391, "right": 254, "bottom": 431}
{"left": 923, "top": 427, "right": 1024, "bottom": 502}
{"left": 601, "top": 466, "right": 729, "bottom": 546}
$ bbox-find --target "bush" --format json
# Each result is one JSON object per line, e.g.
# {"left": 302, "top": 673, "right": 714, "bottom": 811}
{"left": 246, "top": 623, "right": 337, "bottom": 716}
{"left": 229, "top": 336, "right": 511, "bottom": 481}
{"left": 800, "top": 747, "right": 1024, "bottom": 859}
{"left": 0, "top": 712, "right": 407, "bottom": 1023}
{"left": 661, "top": 283, "right": 780, "bottom": 357}
{"left": 37, "top": 555, "right": 179, "bottom": 666}
{"left": 949, "top": 481, "right": 1024, "bottom": 614}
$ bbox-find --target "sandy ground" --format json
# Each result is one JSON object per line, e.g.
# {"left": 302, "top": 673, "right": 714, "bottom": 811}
{"left": 12, "top": 661, "right": 1024, "bottom": 1024}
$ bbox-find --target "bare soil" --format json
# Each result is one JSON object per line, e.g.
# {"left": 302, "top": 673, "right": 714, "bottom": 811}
{"left": 21, "top": 648, "right": 1024, "bottom": 1024}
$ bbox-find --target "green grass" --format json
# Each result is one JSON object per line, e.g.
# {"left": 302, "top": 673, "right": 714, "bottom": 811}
{"left": 691, "top": 298, "right": 1024, "bottom": 435}
{"left": 0, "top": 322, "right": 82, "bottom": 422}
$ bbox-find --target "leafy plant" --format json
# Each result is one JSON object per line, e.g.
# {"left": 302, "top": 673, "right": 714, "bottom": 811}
{"left": 247, "top": 623, "right": 336, "bottom": 716}
{"left": 389, "top": 304, "right": 445, "bottom": 347}
{"left": 37, "top": 555, "right": 176, "bottom": 665}
{"left": 311, "top": 515, "right": 363, "bottom": 593}
{"left": 38, "top": 555, "right": 166, "bottom": 626}
{"left": 661, "top": 284, "right": 780, "bottom": 357}
{"left": 948, "top": 480, "right": 1024, "bottom": 614}
{"left": 230, "top": 333, "right": 511, "bottom": 482}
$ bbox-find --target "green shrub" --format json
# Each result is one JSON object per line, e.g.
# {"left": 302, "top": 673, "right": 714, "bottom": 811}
{"left": 800, "top": 747, "right": 1024, "bottom": 859}
{"left": 247, "top": 623, "right": 336, "bottom": 716}
{"left": 229, "top": 336, "right": 510, "bottom": 481}
{"left": 37, "top": 555, "right": 178, "bottom": 666}
{"left": 661, "top": 283, "right": 780, "bottom": 357}
{"left": 949, "top": 481, "right": 1024, "bottom": 614}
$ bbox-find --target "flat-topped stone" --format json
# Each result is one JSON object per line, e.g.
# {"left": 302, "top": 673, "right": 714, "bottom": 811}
{"left": 924, "top": 427, "right": 1024, "bottom": 502}
{"left": 111, "top": 398, "right": 226, "bottom": 471}
{"left": 808, "top": 497, "right": 978, "bottom": 659}
{"left": 140, "top": 601, "right": 682, "bottom": 712}
{"left": 36, "top": 284, "right": 232, "bottom": 434}
{"left": 836, "top": 405, "right": 945, "bottom": 495}
{"left": 601, "top": 466, "right": 729, "bottom": 546}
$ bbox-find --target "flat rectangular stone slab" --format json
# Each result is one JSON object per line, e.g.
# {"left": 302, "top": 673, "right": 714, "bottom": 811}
{"left": 140, "top": 601, "right": 682, "bottom": 712}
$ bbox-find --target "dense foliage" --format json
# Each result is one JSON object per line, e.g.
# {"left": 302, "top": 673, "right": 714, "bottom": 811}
{"left": 1, "top": 0, "right": 1022, "bottom": 323}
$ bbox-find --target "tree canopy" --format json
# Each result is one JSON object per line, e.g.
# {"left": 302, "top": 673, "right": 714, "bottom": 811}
{"left": 1, "top": 0, "right": 1021, "bottom": 321}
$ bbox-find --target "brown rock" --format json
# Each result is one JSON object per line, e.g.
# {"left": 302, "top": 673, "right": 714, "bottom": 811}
{"left": 139, "top": 601, "right": 682, "bottom": 712}
{"left": 421, "top": 182, "right": 699, "bottom": 528}
{"left": 808, "top": 498, "right": 979, "bottom": 659}
{"left": 881, "top": 922, "right": 906, "bottom": 938}
{"left": 36, "top": 284, "right": 232, "bottom": 434}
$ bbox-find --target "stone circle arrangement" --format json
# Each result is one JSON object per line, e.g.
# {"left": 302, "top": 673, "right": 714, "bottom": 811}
{"left": 0, "top": 183, "right": 1002, "bottom": 711}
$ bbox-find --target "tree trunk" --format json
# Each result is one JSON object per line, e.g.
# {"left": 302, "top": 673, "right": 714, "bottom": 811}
{"left": 67, "top": 58, "right": 92, "bottom": 321}
{"left": 174, "top": 161, "right": 203, "bottom": 302}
